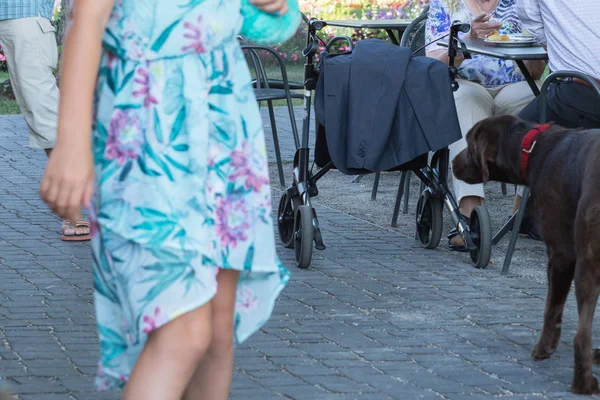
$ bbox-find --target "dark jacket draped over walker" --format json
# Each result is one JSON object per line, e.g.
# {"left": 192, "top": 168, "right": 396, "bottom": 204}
{"left": 314, "top": 39, "right": 462, "bottom": 174}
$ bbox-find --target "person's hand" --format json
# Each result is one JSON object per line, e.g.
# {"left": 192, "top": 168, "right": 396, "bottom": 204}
{"left": 250, "top": 0, "right": 289, "bottom": 16}
{"left": 40, "top": 142, "right": 94, "bottom": 221}
{"left": 469, "top": 13, "right": 502, "bottom": 39}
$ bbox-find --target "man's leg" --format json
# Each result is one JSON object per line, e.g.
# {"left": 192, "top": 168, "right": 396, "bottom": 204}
{"left": 0, "top": 17, "right": 90, "bottom": 240}
{"left": 519, "top": 81, "right": 600, "bottom": 128}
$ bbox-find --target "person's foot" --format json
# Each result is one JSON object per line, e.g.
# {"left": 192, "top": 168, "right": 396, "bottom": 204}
{"left": 61, "top": 220, "right": 91, "bottom": 242}
{"left": 447, "top": 215, "right": 470, "bottom": 252}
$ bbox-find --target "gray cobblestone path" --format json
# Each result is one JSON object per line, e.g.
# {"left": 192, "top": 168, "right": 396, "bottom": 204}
{"left": 1, "top": 113, "right": 599, "bottom": 399}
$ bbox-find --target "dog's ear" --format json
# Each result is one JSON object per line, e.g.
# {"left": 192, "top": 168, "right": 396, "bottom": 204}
{"left": 467, "top": 122, "right": 493, "bottom": 183}
{"left": 474, "top": 141, "right": 490, "bottom": 183}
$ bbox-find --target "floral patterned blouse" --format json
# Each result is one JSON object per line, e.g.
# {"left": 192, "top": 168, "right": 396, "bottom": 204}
{"left": 426, "top": 0, "right": 526, "bottom": 88}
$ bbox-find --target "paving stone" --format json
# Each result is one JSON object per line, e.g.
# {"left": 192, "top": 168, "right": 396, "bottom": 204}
{"left": 1, "top": 112, "right": 597, "bottom": 399}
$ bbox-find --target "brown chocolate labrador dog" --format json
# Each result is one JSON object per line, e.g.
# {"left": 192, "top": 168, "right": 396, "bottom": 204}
{"left": 453, "top": 114, "right": 600, "bottom": 395}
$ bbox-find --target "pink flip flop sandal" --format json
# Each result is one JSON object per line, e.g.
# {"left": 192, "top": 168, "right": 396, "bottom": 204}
{"left": 61, "top": 220, "right": 91, "bottom": 242}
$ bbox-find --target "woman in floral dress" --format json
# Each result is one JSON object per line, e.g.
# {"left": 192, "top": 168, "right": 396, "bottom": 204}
{"left": 40, "top": 0, "right": 290, "bottom": 398}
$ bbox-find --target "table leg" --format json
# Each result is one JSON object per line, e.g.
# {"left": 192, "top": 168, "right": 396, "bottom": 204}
{"left": 516, "top": 60, "right": 540, "bottom": 96}
{"left": 385, "top": 29, "right": 400, "bottom": 45}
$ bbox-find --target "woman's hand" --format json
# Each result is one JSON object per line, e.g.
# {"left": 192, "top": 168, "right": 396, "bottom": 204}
{"left": 250, "top": 0, "right": 289, "bottom": 15}
{"left": 469, "top": 13, "right": 502, "bottom": 39}
{"left": 40, "top": 143, "right": 94, "bottom": 221}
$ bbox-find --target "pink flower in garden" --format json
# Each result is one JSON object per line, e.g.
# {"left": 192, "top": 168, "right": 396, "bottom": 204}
{"left": 215, "top": 195, "right": 250, "bottom": 249}
{"left": 237, "top": 287, "right": 259, "bottom": 312}
{"left": 142, "top": 307, "right": 163, "bottom": 334}
{"left": 105, "top": 108, "right": 142, "bottom": 165}
{"left": 132, "top": 67, "right": 158, "bottom": 108}
{"left": 182, "top": 16, "right": 206, "bottom": 54}
{"left": 291, "top": 54, "right": 298, "bottom": 62}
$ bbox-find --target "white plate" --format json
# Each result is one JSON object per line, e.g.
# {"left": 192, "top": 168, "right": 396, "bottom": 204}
{"left": 484, "top": 35, "right": 536, "bottom": 46}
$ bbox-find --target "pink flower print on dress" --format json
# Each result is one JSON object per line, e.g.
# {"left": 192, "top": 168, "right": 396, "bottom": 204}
{"left": 132, "top": 67, "right": 158, "bottom": 108}
{"left": 105, "top": 109, "right": 142, "bottom": 165}
{"left": 215, "top": 195, "right": 250, "bottom": 249}
{"left": 229, "top": 143, "right": 269, "bottom": 192}
{"left": 89, "top": 213, "right": 99, "bottom": 239}
{"left": 142, "top": 307, "right": 164, "bottom": 334}
{"left": 237, "top": 287, "right": 259, "bottom": 312}
{"left": 182, "top": 16, "right": 206, "bottom": 54}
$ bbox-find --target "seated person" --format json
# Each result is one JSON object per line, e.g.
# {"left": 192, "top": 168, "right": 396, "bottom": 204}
{"left": 426, "top": 0, "right": 546, "bottom": 251}
{"left": 517, "top": 0, "right": 600, "bottom": 128}
{"left": 513, "top": 0, "right": 600, "bottom": 234}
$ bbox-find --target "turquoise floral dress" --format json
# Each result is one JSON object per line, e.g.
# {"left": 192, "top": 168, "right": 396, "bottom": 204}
{"left": 90, "top": 0, "right": 290, "bottom": 390}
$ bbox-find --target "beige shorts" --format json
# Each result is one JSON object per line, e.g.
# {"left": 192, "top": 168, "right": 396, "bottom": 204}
{"left": 0, "top": 17, "right": 59, "bottom": 149}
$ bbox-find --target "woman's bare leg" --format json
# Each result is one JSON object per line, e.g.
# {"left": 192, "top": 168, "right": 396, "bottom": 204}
{"left": 123, "top": 302, "right": 213, "bottom": 400}
{"left": 183, "top": 269, "right": 240, "bottom": 400}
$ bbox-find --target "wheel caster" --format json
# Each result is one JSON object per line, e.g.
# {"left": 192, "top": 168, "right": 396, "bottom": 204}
{"left": 469, "top": 205, "right": 492, "bottom": 269}
{"left": 415, "top": 191, "right": 443, "bottom": 249}
{"left": 294, "top": 205, "right": 314, "bottom": 269}
{"left": 277, "top": 192, "right": 296, "bottom": 249}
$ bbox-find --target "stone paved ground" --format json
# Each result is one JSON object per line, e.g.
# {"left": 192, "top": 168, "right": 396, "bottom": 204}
{"left": 1, "top": 112, "right": 600, "bottom": 400}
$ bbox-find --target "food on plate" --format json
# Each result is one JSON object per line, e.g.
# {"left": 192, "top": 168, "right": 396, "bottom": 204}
{"left": 486, "top": 31, "right": 510, "bottom": 42}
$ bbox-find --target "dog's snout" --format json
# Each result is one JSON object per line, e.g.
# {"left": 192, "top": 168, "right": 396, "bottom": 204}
{"left": 453, "top": 149, "right": 483, "bottom": 184}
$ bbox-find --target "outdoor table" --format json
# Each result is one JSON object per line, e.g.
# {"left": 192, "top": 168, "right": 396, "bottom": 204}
{"left": 323, "top": 19, "right": 413, "bottom": 46}
{"left": 438, "top": 37, "right": 548, "bottom": 95}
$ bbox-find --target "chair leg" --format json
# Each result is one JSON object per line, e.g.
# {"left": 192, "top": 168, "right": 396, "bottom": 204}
{"left": 501, "top": 182, "right": 507, "bottom": 196}
{"left": 402, "top": 171, "right": 411, "bottom": 214}
{"left": 371, "top": 172, "right": 381, "bottom": 201}
{"left": 285, "top": 96, "right": 300, "bottom": 149}
{"left": 391, "top": 172, "right": 408, "bottom": 227}
{"left": 267, "top": 101, "right": 285, "bottom": 188}
{"left": 502, "top": 187, "right": 530, "bottom": 275}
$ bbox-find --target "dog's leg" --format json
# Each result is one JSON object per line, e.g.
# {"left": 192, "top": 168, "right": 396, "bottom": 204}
{"left": 572, "top": 261, "right": 600, "bottom": 395}
{"left": 532, "top": 252, "right": 575, "bottom": 360}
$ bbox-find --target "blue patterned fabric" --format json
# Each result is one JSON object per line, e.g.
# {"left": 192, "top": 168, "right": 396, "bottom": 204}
{"left": 0, "top": 0, "right": 53, "bottom": 20}
{"left": 91, "top": 0, "right": 289, "bottom": 390}
{"left": 426, "top": 0, "right": 526, "bottom": 88}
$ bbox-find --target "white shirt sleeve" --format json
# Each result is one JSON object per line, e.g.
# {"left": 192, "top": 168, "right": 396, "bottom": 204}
{"left": 516, "top": 0, "right": 547, "bottom": 44}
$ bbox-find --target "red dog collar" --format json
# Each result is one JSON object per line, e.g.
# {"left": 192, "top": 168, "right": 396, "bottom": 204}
{"left": 521, "top": 124, "right": 551, "bottom": 178}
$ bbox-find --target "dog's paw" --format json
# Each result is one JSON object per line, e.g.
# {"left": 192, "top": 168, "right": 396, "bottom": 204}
{"left": 572, "top": 375, "right": 600, "bottom": 395}
{"left": 532, "top": 344, "right": 555, "bottom": 361}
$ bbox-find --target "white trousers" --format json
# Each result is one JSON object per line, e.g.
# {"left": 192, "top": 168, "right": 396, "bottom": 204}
{"left": 450, "top": 80, "right": 538, "bottom": 204}
{"left": 0, "top": 17, "right": 59, "bottom": 149}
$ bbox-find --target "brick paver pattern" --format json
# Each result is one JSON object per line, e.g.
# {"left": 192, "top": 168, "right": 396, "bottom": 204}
{"left": 0, "top": 113, "right": 597, "bottom": 399}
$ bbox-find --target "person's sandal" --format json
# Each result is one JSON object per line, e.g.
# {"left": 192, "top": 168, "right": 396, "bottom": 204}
{"left": 447, "top": 215, "right": 470, "bottom": 252}
{"left": 61, "top": 220, "right": 91, "bottom": 242}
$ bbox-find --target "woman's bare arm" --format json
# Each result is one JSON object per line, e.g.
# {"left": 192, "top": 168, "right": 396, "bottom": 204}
{"left": 57, "top": 0, "right": 115, "bottom": 147}
{"left": 40, "top": 0, "right": 115, "bottom": 220}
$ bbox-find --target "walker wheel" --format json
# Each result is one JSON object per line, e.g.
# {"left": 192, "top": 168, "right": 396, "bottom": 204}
{"left": 469, "top": 205, "right": 492, "bottom": 269}
{"left": 294, "top": 205, "right": 314, "bottom": 269}
{"left": 277, "top": 193, "right": 296, "bottom": 249}
{"left": 415, "top": 191, "right": 443, "bottom": 249}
